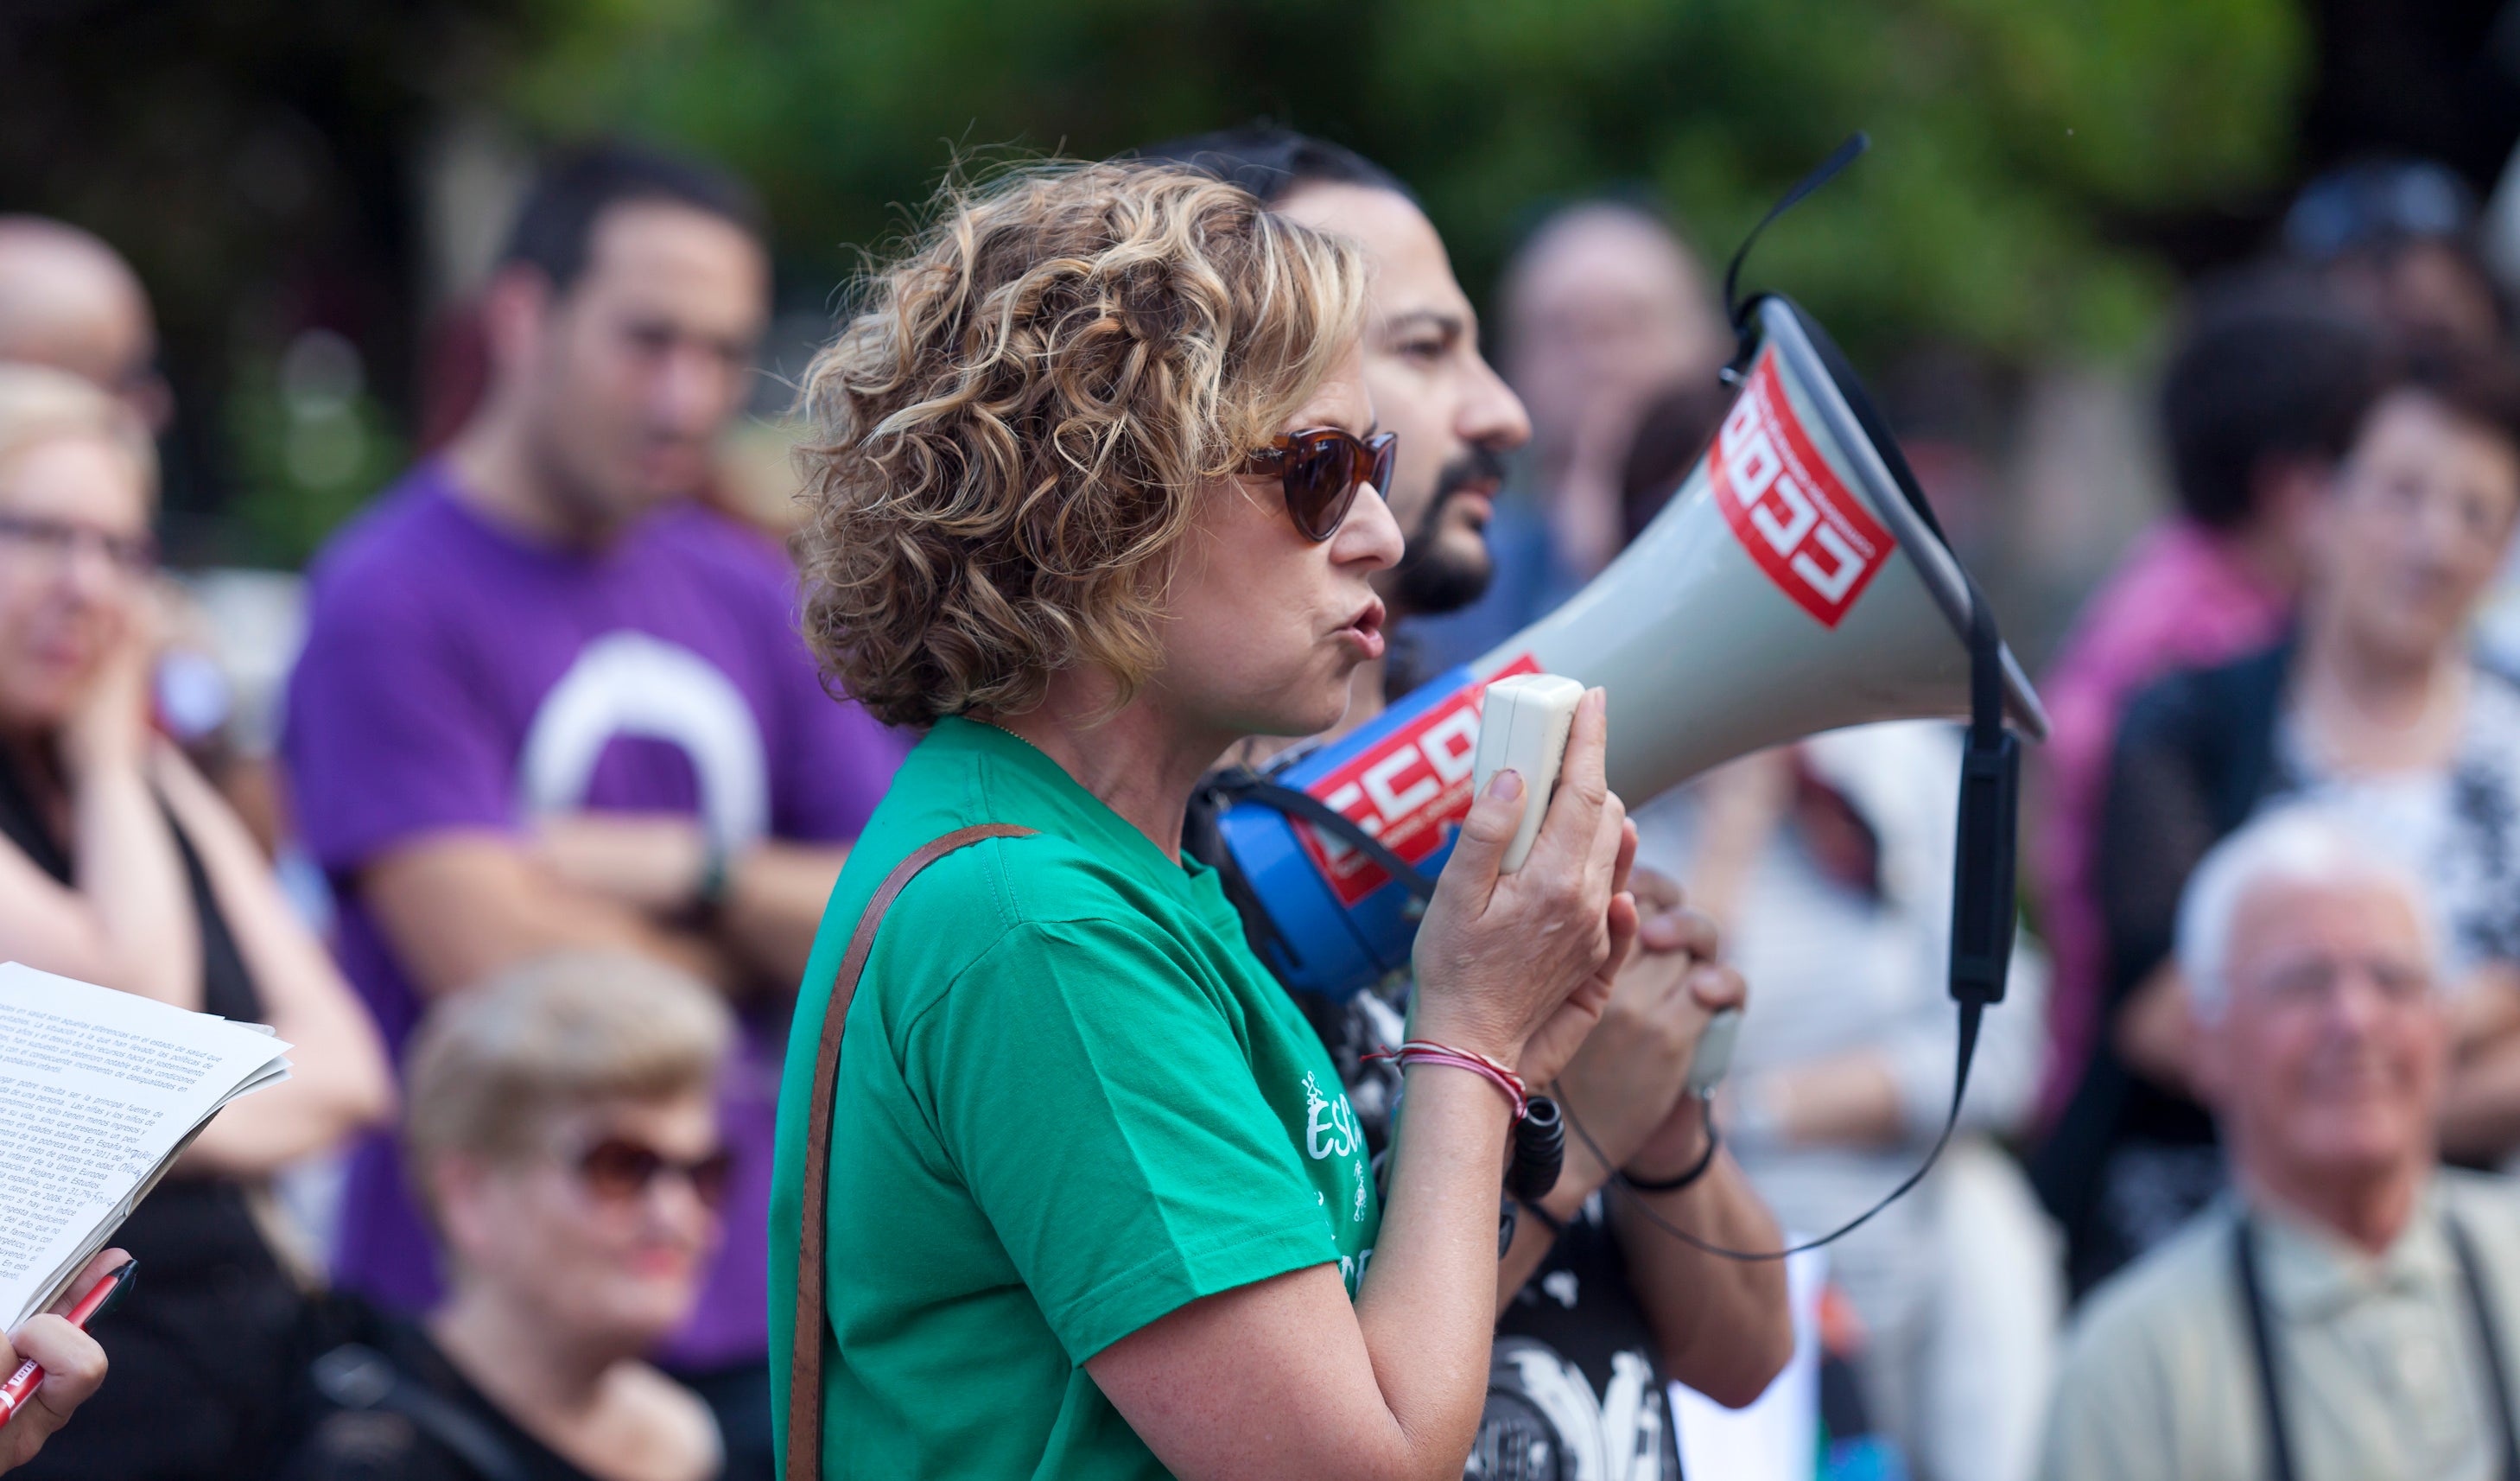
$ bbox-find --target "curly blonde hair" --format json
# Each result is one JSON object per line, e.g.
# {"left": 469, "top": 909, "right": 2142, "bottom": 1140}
{"left": 795, "top": 159, "right": 1371, "bottom": 728}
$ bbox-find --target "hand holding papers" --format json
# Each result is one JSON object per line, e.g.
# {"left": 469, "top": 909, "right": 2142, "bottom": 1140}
{"left": 0, "top": 963, "right": 290, "bottom": 1331}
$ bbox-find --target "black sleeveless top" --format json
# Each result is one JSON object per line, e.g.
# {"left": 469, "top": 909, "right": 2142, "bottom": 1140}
{"left": 0, "top": 744, "right": 309, "bottom": 1481}
{"left": 284, "top": 1302, "right": 684, "bottom": 1481}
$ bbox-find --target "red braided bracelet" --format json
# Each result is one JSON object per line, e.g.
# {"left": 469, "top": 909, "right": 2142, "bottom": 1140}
{"left": 1365, "top": 1039, "right": 1528, "bottom": 1121}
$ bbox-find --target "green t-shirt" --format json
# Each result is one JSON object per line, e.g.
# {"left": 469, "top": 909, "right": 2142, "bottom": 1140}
{"left": 767, "top": 717, "right": 1381, "bottom": 1479}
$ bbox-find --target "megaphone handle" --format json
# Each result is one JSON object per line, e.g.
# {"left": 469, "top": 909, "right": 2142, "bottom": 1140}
{"left": 1950, "top": 582, "right": 2019, "bottom": 1008}
{"left": 1720, "top": 132, "right": 1870, "bottom": 378}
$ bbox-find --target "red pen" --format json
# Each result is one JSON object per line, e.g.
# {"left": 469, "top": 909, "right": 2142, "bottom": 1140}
{"left": 0, "top": 1259, "right": 136, "bottom": 1430}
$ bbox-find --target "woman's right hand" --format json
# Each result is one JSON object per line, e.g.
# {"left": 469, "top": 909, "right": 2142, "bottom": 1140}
{"left": 1412, "top": 686, "right": 1637, "bottom": 1084}
{"left": 0, "top": 1247, "right": 120, "bottom": 1475}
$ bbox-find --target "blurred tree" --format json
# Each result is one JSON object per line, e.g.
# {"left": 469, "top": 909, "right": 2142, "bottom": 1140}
{"left": 508, "top": 0, "right": 2307, "bottom": 359}
{"left": 0, "top": 0, "right": 520, "bottom": 562}
{"left": 0, "top": 0, "right": 2335, "bottom": 561}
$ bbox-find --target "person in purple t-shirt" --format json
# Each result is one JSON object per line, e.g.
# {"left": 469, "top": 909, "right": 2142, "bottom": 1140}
{"left": 283, "top": 143, "right": 902, "bottom": 1481}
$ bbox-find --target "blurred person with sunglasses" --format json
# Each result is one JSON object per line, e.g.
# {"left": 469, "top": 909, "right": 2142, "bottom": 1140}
{"left": 0, "top": 365, "right": 395, "bottom": 1481}
{"left": 1145, "top": 128, "right": 1791, "bottom": 1478}
{"left": 288, "top": 952, "right": 733, "bottom": 1481}
{"left": 2049, "top": 347, "right": 2520, "bottom": 1297}
{"left": 283, "top": 143, "right": 904, "bottom": 1480}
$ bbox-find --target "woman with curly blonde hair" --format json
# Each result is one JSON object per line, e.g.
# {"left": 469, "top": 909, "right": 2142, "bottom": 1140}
{"left": 768, "top": 160, "right": 1641, "bottom": 1480}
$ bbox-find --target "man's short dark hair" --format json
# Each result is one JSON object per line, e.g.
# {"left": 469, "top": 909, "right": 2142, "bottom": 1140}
{"left": 1132, "top": 126, "right": 1413, "bottom": 207}
{"left": 2161, "top": 274, "right": 2382, "bottom": 531}
{"left": 498, "top": 140, "right": 767, "bottom": 296}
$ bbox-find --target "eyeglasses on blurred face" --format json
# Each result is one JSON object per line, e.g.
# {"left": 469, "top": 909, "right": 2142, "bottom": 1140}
{"left": 0, "top": 512, "right": 156, "bottom": 579}
{"left": 1244, "top": 427, "right": 1397, "bottom": 541}
{"left": 567, "top": 1135, "right": 734, "bottom": 1212}
{"left": 2247, "top": 952, "right": 2434, "bottom": 1015}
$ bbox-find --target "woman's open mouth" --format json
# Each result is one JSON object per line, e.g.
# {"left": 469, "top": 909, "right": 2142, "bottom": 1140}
{"left": 1337, "top": 598, "right": 1387, "bottom": 660}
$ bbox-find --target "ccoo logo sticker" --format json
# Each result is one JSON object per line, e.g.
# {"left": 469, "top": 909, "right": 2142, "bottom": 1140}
{"left": 1293, "top": 654, "right": 1541, "bottom": 906}
{"left": 1709, "top": 354, "right": 1891, "bottom": 628}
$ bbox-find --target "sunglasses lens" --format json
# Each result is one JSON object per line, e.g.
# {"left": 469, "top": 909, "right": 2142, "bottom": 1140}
{"left": 574, "top": 1138, "right": 736, "bottom": 1209}
{"left": 1283, "top": 437, "right": 1349, "bottom": 539}
{"left": 576, "top": 1139, "right": 663, "bottom": 1201}
{"left": 1370, "top": 437, "right": 1396, "bottom": 500}
{"left": 1290, "top": 435, "right": 1350, "bottom": 541}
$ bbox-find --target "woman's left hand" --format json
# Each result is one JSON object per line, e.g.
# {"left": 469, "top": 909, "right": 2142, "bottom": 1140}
{"left": 1409, "top": 689, "right": 1638, "bottom": 1084}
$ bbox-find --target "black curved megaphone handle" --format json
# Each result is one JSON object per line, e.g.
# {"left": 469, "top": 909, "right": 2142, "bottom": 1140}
{"left": 1721, "top": 131, "right": 1870, "bottom": 383}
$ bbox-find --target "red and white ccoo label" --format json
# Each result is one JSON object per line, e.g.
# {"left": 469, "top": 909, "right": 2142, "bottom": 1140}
{"left": 1709, "top": 353, "right": 1891, "bottom": 628}
{"left": 1295, "top": 653, "right": 1541, "bottom": 906}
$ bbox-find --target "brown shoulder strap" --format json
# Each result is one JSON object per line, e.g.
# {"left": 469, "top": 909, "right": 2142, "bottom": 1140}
{"left": 787, "top": 822, "right": 1037, "bottom": 1480}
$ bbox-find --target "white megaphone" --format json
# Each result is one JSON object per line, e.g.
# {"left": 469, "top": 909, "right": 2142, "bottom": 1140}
{"left": 1208, "top": 293, "right": 2049, "bottom": 1001}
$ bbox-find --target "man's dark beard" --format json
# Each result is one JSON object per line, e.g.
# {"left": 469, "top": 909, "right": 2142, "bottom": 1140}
{"left": 1387, "top": 446, "right": 1506, "bottom": 616}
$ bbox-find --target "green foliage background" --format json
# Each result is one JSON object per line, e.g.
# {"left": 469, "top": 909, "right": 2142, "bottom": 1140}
{"left": 511, "top": 0, "right": 2308, "bottom": 359}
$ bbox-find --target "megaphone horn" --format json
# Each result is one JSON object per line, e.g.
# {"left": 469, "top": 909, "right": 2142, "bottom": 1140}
{"left": 1213, "top": 292, "right": 2047, "bottom": 1003}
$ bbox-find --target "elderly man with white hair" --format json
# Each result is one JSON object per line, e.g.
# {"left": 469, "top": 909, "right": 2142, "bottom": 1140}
{"left": 2041, "top": 804, "right": 2520, "bottom": 1481}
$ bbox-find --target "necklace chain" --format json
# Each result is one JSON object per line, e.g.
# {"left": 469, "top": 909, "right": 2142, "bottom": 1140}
{"left": 974, "top": 716, "right": 1057, "bottom": 764}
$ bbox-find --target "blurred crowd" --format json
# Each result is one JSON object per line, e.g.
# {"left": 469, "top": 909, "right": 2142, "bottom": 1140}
{"left": 2, "top": 125, "right": 2519, "bottom": 1481}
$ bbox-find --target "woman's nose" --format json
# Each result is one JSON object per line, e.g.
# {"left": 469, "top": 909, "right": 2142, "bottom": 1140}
{"left": 1336, "top": 479, "right": 1405, "bottom": 572}
{"left": 639, "top": 1173, "right": 718, "bottom": 1239}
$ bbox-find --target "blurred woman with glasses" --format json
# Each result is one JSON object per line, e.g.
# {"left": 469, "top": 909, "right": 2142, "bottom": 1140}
{"left": 288, "top": 952, "right": 732, "bottom": 1481}
{"left": 0, "top": 364, "right": 393, "bottom": 1481}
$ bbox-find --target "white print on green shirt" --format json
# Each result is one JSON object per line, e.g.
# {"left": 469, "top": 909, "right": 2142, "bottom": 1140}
{"left": 1338, "top": 1247, "right": 1376, "bottom": 1294}
{"left": 1303, "top": 1070, "right": 1361, "bottom": 1163}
